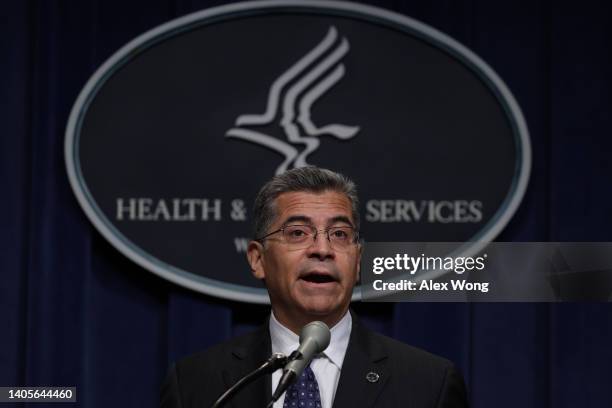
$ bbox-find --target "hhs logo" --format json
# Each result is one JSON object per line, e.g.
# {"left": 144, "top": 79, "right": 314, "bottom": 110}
{"left": 226, "top": 27, "right": 360, "bottom": 175}
{"left": 66, "top": 0, "right": 529, "bottom": 302}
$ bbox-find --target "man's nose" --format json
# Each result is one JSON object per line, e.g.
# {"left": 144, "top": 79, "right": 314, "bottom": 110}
{"left": 306, "top": 231, "right": 335, "bottom": 259}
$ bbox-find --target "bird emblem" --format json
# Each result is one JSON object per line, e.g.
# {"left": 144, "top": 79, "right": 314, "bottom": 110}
{"left": 226, "top": 26, "right": 360, "bottom": 175}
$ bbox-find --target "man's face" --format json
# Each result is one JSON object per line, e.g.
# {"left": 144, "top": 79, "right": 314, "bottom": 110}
{"left": 248, "top": 190, "right": 361, "bottom": 327}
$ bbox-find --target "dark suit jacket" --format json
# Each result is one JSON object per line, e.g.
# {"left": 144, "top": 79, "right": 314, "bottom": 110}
{"left": 161, "top": 315, "right": 468, "bottom": 408}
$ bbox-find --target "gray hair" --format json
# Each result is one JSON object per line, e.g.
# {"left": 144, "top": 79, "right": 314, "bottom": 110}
{"left": 252, "top": 166, "right": 360, "bottom": 240}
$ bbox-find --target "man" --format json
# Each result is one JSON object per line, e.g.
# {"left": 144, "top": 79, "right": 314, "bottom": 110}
{"left": 161, "top": 166, "right": 468, "bottom": 408}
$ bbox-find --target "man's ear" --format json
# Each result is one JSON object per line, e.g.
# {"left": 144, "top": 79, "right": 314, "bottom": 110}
{"left": 247, "top": 240, "right": 266, "bottom": 280}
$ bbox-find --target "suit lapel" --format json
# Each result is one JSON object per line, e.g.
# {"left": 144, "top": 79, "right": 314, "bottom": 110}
{"left": 222, "top": 323, "right": 272, "bottom": 408}
{"left": 332, "top": 316, "right": 389, "bottom": 408}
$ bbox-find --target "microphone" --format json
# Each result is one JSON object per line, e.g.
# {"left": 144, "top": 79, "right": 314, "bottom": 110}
{"left": 271, "top": 321, "right": 331, "bottom": 403}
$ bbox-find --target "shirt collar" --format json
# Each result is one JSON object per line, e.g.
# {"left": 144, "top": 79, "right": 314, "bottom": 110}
{"left": 269, "top": 311, "right": 352, "bottom": 370}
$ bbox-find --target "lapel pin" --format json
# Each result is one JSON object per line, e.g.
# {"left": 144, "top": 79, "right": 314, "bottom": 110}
{"left": 365, "top": 371, "right": 380, "bottom": 383}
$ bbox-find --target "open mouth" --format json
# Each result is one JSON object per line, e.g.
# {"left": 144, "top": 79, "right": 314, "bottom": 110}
{"left": 300, "top": 273, "right": 337, "bottom": 284}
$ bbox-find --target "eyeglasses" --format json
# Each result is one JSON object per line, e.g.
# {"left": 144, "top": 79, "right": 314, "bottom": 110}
{"left": 256, "top": 224, "right": 359, "bottom": 251}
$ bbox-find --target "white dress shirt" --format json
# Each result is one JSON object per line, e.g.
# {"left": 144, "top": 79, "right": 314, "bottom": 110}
{"left": 270, "top": 312, "right": 352, "bottom": 408}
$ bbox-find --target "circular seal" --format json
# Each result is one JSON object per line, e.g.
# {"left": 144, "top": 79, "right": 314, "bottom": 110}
{"left": 366, "top": 371, "right": 380, "bottom": 383}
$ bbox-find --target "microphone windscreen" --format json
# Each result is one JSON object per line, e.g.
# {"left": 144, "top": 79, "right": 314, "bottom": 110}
{"left": 299, "top": 321, "right": 331, "bottom": 352}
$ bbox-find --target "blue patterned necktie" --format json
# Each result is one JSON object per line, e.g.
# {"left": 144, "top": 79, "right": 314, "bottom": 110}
{"left": 283, "top": 364, "right": 322, "bottom": 408}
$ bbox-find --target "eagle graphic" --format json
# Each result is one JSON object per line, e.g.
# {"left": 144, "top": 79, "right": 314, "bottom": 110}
{"left": 225, "top": 27, "right": 360, "bottom": 175}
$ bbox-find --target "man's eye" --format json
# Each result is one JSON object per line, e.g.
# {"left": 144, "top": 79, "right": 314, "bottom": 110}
{"left": 331, "top": 229, "right": 349, "bottom": 240}
{"left": 285, "top": 227, "right": 310, "bottom": 238}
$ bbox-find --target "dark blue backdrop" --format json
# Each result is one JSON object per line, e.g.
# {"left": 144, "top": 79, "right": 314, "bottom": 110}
{"left": 2, "top": 1, "right": 611, "bottom": 407}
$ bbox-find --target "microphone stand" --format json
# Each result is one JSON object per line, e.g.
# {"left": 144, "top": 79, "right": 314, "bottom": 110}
{"left": 268, "top": 350, "right": 303, "bottom": 406}
{"left": 263, "top": 351, "right": 303, "bottom": 408}
{"left": 211, "top": 353, "right": 288, "bottom": 408}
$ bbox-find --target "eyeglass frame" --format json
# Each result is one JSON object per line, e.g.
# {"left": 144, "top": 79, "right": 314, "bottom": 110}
{"left": 255, "top": 224, "right": 361, "bottom": 250}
